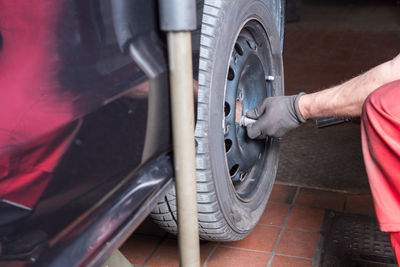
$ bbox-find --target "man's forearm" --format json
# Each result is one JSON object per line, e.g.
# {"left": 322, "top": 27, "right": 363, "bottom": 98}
{"left": 298, "top": 54, "right": 400, "bottom": 120}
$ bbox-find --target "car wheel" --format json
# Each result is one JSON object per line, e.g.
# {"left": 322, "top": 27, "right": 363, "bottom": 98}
{"left": 151, "top": 0, "right": 284, "bottom": 241}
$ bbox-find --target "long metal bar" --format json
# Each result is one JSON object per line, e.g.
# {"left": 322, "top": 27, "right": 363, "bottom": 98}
{"left": 167, "top": 31, "right": 200, "bottom": 267}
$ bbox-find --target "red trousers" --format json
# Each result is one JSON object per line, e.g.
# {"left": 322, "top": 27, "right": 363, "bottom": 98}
{"left": 361, "top": 80, "right": 400, "bottom": 262}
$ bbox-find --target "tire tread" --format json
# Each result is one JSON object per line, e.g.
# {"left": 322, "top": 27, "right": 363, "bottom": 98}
{"left": 152, "top": 0, "right": 245, "bottom": 241}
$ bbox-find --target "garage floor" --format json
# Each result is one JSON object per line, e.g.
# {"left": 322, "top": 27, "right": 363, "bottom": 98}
{"left": 120, "top": 0, "right": 400, "bottom": 266}
{"left": 120, "top": 185, "right": 375, "bottom": 267}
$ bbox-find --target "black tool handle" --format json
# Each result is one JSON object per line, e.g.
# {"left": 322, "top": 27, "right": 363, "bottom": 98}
{"left": 315, "top": 117, "right": 351, "bottom": 128}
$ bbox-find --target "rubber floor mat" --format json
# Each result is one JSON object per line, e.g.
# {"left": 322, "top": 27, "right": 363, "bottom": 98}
{"left": 276, "top": 122, "right": 370, "bottom": 193}
{"left": 317, "top": 211, "right": 397, "bottom": 267}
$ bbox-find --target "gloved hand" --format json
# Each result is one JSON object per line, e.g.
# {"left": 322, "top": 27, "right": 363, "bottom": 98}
{"left": 246, "top": 92, "right": 307, "bottom": 139}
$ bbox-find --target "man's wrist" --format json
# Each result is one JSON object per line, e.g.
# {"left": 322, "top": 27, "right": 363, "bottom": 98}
{"left": 297, "top": 93, "right": 311, "bottom": 120}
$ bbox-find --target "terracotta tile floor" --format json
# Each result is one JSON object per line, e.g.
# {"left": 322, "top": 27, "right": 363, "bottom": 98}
{"left": 120, "top": 183, "right": 376, "bottom": 267}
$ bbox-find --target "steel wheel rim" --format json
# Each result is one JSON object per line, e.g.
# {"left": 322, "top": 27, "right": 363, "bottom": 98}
{"left": 223, "top": 20, "right": 274, "bottom": 201}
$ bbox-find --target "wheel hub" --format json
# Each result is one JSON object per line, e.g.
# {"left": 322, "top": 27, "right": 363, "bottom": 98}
{"left": 224, "top": 26, "right": 274, "bottom": 198}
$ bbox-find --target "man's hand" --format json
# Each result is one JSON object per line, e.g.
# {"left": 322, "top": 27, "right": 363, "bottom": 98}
{"left": 246, "top": 93, "right": 307, "bottom": 139}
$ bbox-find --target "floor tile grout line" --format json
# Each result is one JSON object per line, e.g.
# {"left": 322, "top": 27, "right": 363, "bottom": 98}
{"left": 274, "top": 182, "right": 370, "bottom": 195}
{"left": 266, "top": 187, "right": 301, "bottom": 267}
{"left": 274, "top": 253, "right": 312, "bottom": 261}
{"left": 142, "top": 232, "right": 169, "bottom": 266}
{"left": 257, "top": 224, "right": 283, "bottom": 229}
{"left": 257, "top": 223, "right": 321, "bottom": 234}
{"left": 284, "top": 227, "right": 320, "bottom": 234}
{"left": 203, "top": 242, "right": 219, "bottom": 267}
{"left": 218, "top": 244, "right": 272, "bottom": 254}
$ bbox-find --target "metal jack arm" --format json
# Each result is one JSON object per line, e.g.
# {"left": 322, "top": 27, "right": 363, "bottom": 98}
{"left": 159, "top": 1, "right": 200, "bottom": 266}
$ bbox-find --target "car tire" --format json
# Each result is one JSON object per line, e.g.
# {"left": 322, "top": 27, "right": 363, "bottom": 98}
{"left": 151, "top": 0, "right": 284, "bottom": 241}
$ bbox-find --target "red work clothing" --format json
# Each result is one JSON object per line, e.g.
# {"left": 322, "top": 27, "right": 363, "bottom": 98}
{"left": 361, "top": 79, "right": 400, "bottom": 262}
{"left": 391, "top": 232, "right": 400, "bottom": 264}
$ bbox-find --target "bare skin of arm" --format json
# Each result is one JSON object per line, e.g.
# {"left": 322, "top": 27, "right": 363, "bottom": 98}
{"left": 298, "top": 53, "right": 400, "bottom": 120}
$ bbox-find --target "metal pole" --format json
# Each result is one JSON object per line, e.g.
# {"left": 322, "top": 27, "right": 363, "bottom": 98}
{"left": 158, "top": 1, "right": 199, "bottom": 265}
{"left": 167, "top": 31, "right": 200, "bottom": 267}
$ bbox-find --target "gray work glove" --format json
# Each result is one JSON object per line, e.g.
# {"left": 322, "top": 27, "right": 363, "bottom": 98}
{"left": 246, "top": 92, "right": 307, "bottom": 139}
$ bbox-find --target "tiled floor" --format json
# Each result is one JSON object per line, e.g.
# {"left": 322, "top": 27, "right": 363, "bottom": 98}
{"left": 120, "top": 183, "right": 375, "bottom": 267}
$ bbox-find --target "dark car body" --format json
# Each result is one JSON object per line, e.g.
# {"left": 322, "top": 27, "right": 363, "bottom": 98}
{"left": 0, "top": 0, "right": 195, "bottom": 266}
